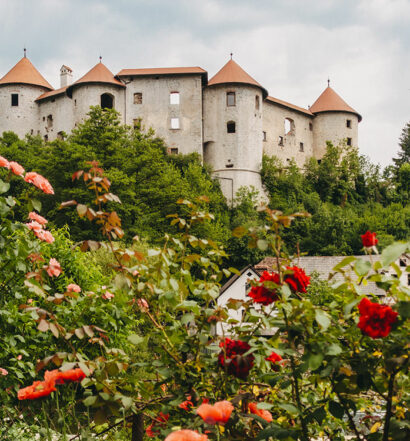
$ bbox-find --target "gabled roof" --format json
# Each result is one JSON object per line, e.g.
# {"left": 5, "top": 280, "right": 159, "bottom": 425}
{"left": 266, "top": 96, "right": 314, "bottom": 117}
{"left": 67, "top": 62, "right": 124, "bottom": 97}
{"left": 117, "top": 66, "right": 207, "bottom": 76}
{"left": 0, "top": 57, "right": 53, "bottom": 90}
{"left": 36, "top": 86, "right": 68, "bottom": 102}
{"left": 219, "top": 265, "right": 261, "bottom": 296}
{"left": 310, "top": 86, "right": 362, "bottom": 122}
{"left": 208, "top": 59, "right": 268, "bottom": 98}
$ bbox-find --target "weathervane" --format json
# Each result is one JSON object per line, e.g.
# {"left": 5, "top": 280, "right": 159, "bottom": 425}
{"left": 327, "top": 77, "right": 330, "bottom": 87}
{"left": 230, "top": 53, "right": 233, "bottom": 60}
{"left": 23, "top": 47, "right": 27, "bottom": 58}
{"left": 99, "top": 55, "right": 102, "bottom": 63}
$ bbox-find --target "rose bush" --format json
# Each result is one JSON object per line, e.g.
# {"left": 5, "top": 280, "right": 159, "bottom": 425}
{"left": 0, "top": 160, "right": 408, "bottom": 441}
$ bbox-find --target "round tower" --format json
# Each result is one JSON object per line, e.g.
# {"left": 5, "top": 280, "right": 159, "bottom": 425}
{"left": 203, "top": 58, "right": 268, "bottom": 203}
{"left": 66, "top": 60, "right": 125, "bottom": 126}
{"left": 0, "top": 53, "right": 53, "bottom": 138}
{"left": 310, "top": 84, "right": 361, "bottom": 158}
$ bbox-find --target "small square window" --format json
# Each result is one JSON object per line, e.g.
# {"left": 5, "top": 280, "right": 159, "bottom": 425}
{"left": 170, "top": 148, "right": 179, "bottom": 154}
{"left": 134, "top": 92, "right": 143, "bottom": 104}
{"left": 171, "top": 118, "right": 180, "bottom": 129}
{"left": 11, "top": 94, "right": 18, "bottom": 106}
{"left": 299, "top": 142, "right": 304, "bottom": 152}
{"left": 170, "top": 92, "right": 180, "bottom": 105}
{"left": 317, "top": 159, "right": 322, "bottom": 165}
{"left": 133, "top": 118, "right": 142, "bottom": 129}
{"left": 278, "top": 136, "right": 284, "bottom": 146}
{"left": 346, "top": 119, "right": 351, "bottom": 128}
{"left": 309, "top": 122, "right": 313, "bottom": 131}
{"left": 263, "top": 131, "right": 267, "bottom": 141}
{"left": 227, "top": 92, "right": 235, "bottom": 107}
{"left": 347, "top": 137, "right": 352, "bottom": 146}
{"left": 227, "top": 121, "right": 236, "bottom": 133}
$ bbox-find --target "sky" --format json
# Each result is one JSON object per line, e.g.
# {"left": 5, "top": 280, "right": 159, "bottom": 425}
{"left": 1, "top": 0, "right": 409, "bottom": 167}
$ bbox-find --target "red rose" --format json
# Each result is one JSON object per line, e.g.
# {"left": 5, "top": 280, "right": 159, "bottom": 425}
{"left": 357, "top": 297, "right": 398, "bottom": 338}
{"left": 146, "top": 412, "right": 169, "bottom": 438}
{"left": 265, "top": 351, "right": 283, "bottom": 365}
{"left": 284, "top": 266, "right": 310, "bottom": 293}
{"left": 361, "top": 231, "right": 378, "bottom": 248}
{"left": 248, "top": 271, "right": 280, "bottom": 305}
{"left": 218, "top": 338, "right": 254, "bottom": 379}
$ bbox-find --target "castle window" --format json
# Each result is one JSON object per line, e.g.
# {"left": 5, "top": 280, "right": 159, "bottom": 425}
{"left": 309, "top": 122, "right": 313, "bottom": 131}
{"left": 47, "top": 115, "right": 53, "bottom": 128}
{"left": 44, "top": 134, "right": 48, "bottom": 142}
{"left": 346, "top": 119, "right": 351, "bottom": 128}
{"left": 255, "top": 95, "right": 260, "bottom": 110}
{"left": 299, "top": 142, "right": 304, "bottom": 152}
{"left": 170, "top": 92, "right": 180, "bottom": 105}
{"left": 399, "top": 259, "right": 406, "bottom": 267}
{"left": 263, "top": 131, "right": 267, "bottom": 141}
{"left": 226, "top": 92, "right": 235, "bottom": 107}
{"left": 347, "top": 137, "right": 352, "bottom": 146}
{"left": 278, "top": 136, "right": 284, "bottom": 146}
{"left": 170, "top": 148, "right": 179, "bottom": 154}
{"left": 227, "top": 121, "right": 236, "bottom": 133}
{"left": 57, "top": 131, "right": 65, "bottom": 140}
{"left": 317, "top": 159, "right": 322, "bottom": 165}
{"left": 11, "top": 94, "right": 18, "bottom": 106}
{"left": 101, "top": 93, "right": 114, "bottom": 109}
{"left": 284, "top": 118, "right": 295, "bottom": 135}
{"left": 133, "top": 118, "right": 142, "bottom": 129}
{"left": 134, "top": 92, "right": 142, "bottom": 104}
{"left": 171, "top": 118, "right": 180, "bottom": 129}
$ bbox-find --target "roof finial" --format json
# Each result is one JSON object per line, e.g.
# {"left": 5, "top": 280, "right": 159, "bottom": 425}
{"left": 99, "top": 55, "right": 102, "bottom": 63}
{"left": 327, "top": 77, "right": 330, "bottom": 87}
{"left": 23, "top": 47, "right": 27, "bottom": 58}
{"left": 230, "top": 52, "right": 233, "bottom": 60}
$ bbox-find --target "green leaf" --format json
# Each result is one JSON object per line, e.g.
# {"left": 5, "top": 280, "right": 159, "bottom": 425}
{"left": 354, "top": 259, "right": 371, "bottom": 277}
{"left": 83, "top": 395, "right": 98, "bottom": 406}
{"left": 315, "top": 309, "right": 331, "bottom": 331}
{"left": 328, "top": 400, "right": 344, "bottom": 419}
{"left": 0, "top": 180, "right": 10, "bottom": 194}
{"left": 257, "top": 239, "right": 269, "bottom": 251}
{"left": 327, "top": 343, "right": 342, "bottom": 355}
{"left": 121, "top": 396, "right": 133, "bottom": 410}
{"left": 397, "top": 301, "right": 410, "bottom": 319}
{"left": 312, "top": 406, "right": 326, "bottom": 424}
{"left": 333, "top": 256, "right": 356, "bottom": 271}
{"left": 381, "top": 242, "right": 408, "bottom": 267}
{"left": 278, "top": 403, "right": 300, "bottom": 415}
{"left": 76, "top": 204, "right": 87, "bottom": 217}
{"left": 128, "top": 334, "right": 144, "bottom": 345}
{"left": 257, "top": 402, "right": 274, "bottom": 410}
{"left": 181, "top": 313, "right": 195, "bottom": 325}
{"left": 308, "top": 353, "right": 324, "bottom": 371}
{"left": 31, "top": 199, "right": 42, "bottom": 212}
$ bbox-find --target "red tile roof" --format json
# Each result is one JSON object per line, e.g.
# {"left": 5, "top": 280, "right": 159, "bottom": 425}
{"left": 310, "top": 86, "right": 362, "bottom": 121}
{"left": 117, "top": 66, "right": 207, "bottom": 76}
{"left": 72, "top": 62, "right": 124, "bottom": 88}
{"left": 208, "top": 59, "right": 268, "bottom": 98}
{"left": 266, "top": 96, "right": 313, "bottom": 117}
{"left": 0, "top": 57, "right": 53, "bottom": 90}
{"left": 35, "top": 86, "right": 68, "bottom": 102}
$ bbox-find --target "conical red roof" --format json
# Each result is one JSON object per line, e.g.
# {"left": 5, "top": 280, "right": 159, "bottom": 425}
{"left": 310, "top": 86, "right": 361, "bottom": 121}
{"left": 0, "top": 57, "right": 53, "bottom": 90}
{"left": 208, "top": 59, "right": 268, "bottom": 98}
{"left": 72, "top": 62, "right": 124, "bottom": 88}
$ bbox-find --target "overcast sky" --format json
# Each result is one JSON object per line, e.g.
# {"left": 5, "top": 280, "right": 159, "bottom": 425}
{"left": 1, "top": 0, "right": 409, "bottom": 167}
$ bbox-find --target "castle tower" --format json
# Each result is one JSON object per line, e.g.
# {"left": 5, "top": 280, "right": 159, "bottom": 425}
{"left": 310, "top": 84, "right": 361, "bottom": 158}
{"left": 66, "top": 60, "right": 125, "bottom": 126}
{"left": 203, "top": 58, "right": 268, "bottom": 203}
{"left": 0, "top": 54, "right": 53, "bottom": 138}
{"left": 60, "top": 65, "right": 73, "bottom": 88}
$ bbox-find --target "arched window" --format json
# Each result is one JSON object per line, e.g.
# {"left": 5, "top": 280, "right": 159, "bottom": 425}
{"left": 284, "top": 118, "right": 295, "bottom": 135}
{"left": 227, "top": 121, "right": 236, "bottom": 133}
{"left": 47, "top": 114, "right": 53, "bottom": 128}
{"left": 170, "top": 92, "right": 180, "bottom": 105}
{"left": 101, "top": 93, "right": 114, "bottom": 109}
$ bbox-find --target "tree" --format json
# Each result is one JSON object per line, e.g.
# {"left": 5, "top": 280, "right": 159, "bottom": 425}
{"left": 393, "top": 121, "right": 410, "bottom": 169}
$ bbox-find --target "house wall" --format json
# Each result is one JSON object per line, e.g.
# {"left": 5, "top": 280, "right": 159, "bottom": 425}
{"left": 262, "top": 101, "right": 314, "bottom": 167}
{"left": 37, "top": 94, "right": 74, "bottom": 140}
{"left": 123, "top": 74, "right": 203, "bottom": 155}
{"left": 0, "top": 84, "right": 48, "bottom": 137}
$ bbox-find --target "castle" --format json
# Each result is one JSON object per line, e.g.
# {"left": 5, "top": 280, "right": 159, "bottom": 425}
{"left": 0, "top": 53, "right": 361, "bottom": 201}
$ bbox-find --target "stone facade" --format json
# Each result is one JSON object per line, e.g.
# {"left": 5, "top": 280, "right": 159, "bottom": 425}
{"left": 0, "top": 56, "right": 361, "bottom": 202}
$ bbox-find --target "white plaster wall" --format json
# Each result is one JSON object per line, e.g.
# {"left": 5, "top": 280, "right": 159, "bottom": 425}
{"left": 0, "top": 84, "right": 48, "bottom": 138}
{"left": 262, "top": 101, "right": 314, "bottom": 167}
{"left": 71, "top": 84, "right": 125, "bottom": 127}
{"left": 124, "top": 75, "right": 203, "bottom": 155}
{"left": 312, "top": 112, "right": 359, "bottom": 158}
{"left": 37, "top": 94, "right": 74, "bottom": 140}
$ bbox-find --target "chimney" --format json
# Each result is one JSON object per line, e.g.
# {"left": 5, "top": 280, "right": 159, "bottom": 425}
{"left": 60, "top": 65, "right": 73, "bottom": 88}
